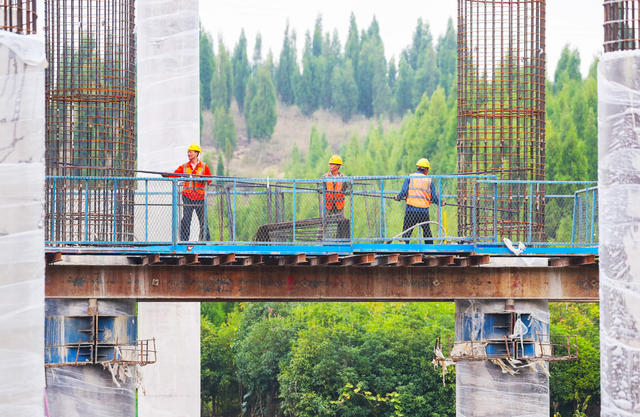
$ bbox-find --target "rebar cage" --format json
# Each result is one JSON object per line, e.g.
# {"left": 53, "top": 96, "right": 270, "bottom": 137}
{"left": 0, "top": 0, "right": 36, "bottom": 34}
{"left": 457, "top": 0, "right": 546, "bottom": 242}
{"left": 604, "top": 0, "right": 640, "bottom": 52}
{"left": 44, "top": 0, "right": 136, "bottom": 242}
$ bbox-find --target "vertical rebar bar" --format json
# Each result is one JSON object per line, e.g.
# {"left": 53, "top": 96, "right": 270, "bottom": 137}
{"left": 457, "top": 0, "right": 546, "bottom": 242}
{"left": 604, "top": 0, "right": 640, "bottom": 51}
{"left": 44, "top": 0, "right": 136, "bottom": 243}
{"left": 0, "top": 0, "right": 37, "bottom": 34}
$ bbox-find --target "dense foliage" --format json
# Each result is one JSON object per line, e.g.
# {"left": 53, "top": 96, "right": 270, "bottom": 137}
{"left": 199, "top": 14, "right": 600, "bottom": 417}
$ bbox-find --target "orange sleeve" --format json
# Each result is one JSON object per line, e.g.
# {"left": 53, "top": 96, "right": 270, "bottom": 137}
{"left": 203, "top": 163, "right": 212, "bottom": 184}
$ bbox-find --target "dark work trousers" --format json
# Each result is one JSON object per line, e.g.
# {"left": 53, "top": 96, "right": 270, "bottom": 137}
{"left": 180, "top": 195, "right": 210, "bottom": 241}
{"left": 401, "top": 209, "right": 433, "bottom": 244}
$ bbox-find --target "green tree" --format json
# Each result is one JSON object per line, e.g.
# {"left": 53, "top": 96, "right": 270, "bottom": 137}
{"left": 253, "top": 32, "right": 263, "bottom": 67}
{"left": 276, "top": 23, "right": 299, "bottom": 105}
{"left": 436, "top": 18, "right": 457, "bottom": 96}
{"left": 331, "top": 60, "right": 359, "bottom": 122}
{"left": 199, "top": 28, "right": 215, "bottom": 110}
{"left": 212, "top": 106, "right": 236, "bottom": 159}
{"left": 210, "top": 38, "right": 233, "bottom": 111}
{"left": 232, "top": 30, "right": 251, "bottom": 111}
{"left": 245, "top": 65, "right": 278, "bottom": 141}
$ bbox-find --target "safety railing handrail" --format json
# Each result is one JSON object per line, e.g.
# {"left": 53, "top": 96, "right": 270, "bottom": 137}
{"left": 45, "top": 175, "right": 598, "bottom": 249}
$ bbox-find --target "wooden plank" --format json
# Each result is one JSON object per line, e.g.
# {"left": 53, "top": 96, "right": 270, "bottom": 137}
{"left": 45, "top": 252, "right": 63, "bottom": 264}
{"left": 399, "top": 254, "right": 423, "bottom": 266}
{"left": 217, "top": 254, "right": 236, "bottom": 265}
{"left": 186, "top": 254, "right": 199, "bottom": 265}
{"left": 454, "top": 257, "right": 470, "bottom": 267}
{"left": 372, "top": 254, "right": 399, "bottom": 266}
{"left": 470, "top": 255, "right": 491, "bottom": 266}
{"left": 277, "top": 254, "right": 307, "bottom": 266}
{"left": 309, "top": 254, "right": 340, "bottom": 266}
{"left": 548, "top": 255, "right": 596, "bottom": 267}
{"left": 235, "top": 255, "right": 264, "bottom": 266}
{"left": 341, "top": 253, "right": 375, "bottom": 266}
{"left": 424, "top": 255, "right": 455, "bottom": 267}
{"left": 146, "top": 254, "right": 161, "bottom": 265}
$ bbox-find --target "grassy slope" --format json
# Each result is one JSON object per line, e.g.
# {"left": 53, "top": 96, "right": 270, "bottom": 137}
{"left": 201, "top": 101, "right": 402, "bottom": 178}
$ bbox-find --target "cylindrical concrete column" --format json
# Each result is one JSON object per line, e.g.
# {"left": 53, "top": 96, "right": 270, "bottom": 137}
{"left": 0, "top": 31, "right": 46, "bottom": 417}
{"left": 598, "top": 51, "right": 640, "bottom": 415}
{"left": 455, "top": 300, "right": 550, "bottom": 416}
{"left": 136, "top": 1, "right": 201, "bottom": 416}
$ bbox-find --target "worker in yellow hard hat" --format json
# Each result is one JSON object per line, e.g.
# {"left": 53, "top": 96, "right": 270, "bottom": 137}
{"left": 171, "top": 142, "right": 212, "bottom": 241}
{"left": 394, "top": 157, "right": 444, "bottom": 244}
{"left": 321, "top": 154, "right": 351, "bottom": 239}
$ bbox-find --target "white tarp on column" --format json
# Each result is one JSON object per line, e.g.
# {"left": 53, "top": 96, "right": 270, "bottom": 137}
{"left": 0, "top": 31, "right": 46, "bottom": 417}
{"left": 598, "top": 50, "right": 640, "bottom": 415}
{"left": 136, "top": 1, "right": 201, "bottom": 416}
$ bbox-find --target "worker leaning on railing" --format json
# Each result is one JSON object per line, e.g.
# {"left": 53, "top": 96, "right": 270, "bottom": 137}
{"left": 320, "top": 154, "right": 351, "bottom": 238}
{"left": 394, "top": 158, "right": 445, "bottom": 244}
{"left": 164, "top": 142, "right": 212, "bottom": 241}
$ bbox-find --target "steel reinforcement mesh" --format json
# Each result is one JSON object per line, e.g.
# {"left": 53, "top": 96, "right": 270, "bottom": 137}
{"left": 44, "top": 0, "right": 136, "bottom": 242}
{"left": 604, "top": 0, "right": 640, "bottom": 52}
{"left": 457, "top": 0, "right": 546, "bottom": 242}
{"left": 1, "top": 0, "right": 36, "bottom": 34}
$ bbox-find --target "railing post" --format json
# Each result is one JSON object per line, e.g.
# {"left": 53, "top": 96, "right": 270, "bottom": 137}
{"left": 472, "top": 181, "right": 477, "bottom": 245}
{"left": 583, "top": 187, "right": 590, "bottom": 244}
{"left": 113, "top": 179, "right": 118, "bottom": 242}
{"left": 493, "top": 181, "right": 498, "bottom": 243}
{"left": 527, "top": 183, "right": 534, "bottom": 243}
{"left": 233, "top": 180, "right": 237, "bottom": 242}
{"left": 145, "top": 180, "right": 149, "bottom": 243}
{"left": 350, "top": 178, "right": 354, "bottom": 243}
{"left": 52, "top": 178, "right": 57, "bottom": 241}
{"left": 292, "top": 180, "right": 296, "bottom": 243}
{"left": 571, "top": 191, "right": 578, "bottom": 245}
{"left": 171, "top": 179, "right": 178, "bottom": 246}
{"left": 379, "top": 179, "right": 384, "bottom": 241}
{"left": 590, "top": 186, "right": 597, "bottom": 244}
{"left": 84, "top": 179, "right": 89, "bottom": 242}
{"left": 437, "top": 178, "right": 442, "bottom": 242}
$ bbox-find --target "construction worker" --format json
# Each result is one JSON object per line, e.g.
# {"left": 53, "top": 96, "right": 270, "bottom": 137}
{"left": 394, "top": 158, "right": 444, "bottom": 244}
{"left": 321, "top": 155, "right": 351, "bottom": 238}
{"left": 172, "top": 143, "right": 212, "bottom": 241}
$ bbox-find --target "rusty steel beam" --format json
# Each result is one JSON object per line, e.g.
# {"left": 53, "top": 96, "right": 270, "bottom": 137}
{"left": 45, "top": 264, "right": 599, "bottom": 302}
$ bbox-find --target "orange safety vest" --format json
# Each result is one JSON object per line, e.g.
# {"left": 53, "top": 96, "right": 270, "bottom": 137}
{"left": 181, "top": 162, "right": 208, "bottom": 200}
{"left": 406, "top": 173, "right": 432, "bottom": 208}
{"left": 325, "top": 179, "right": 345, "bottom": 210}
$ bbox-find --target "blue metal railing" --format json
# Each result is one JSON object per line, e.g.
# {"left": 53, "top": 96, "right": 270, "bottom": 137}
{"left": 45, "top": 175, "right": 598, "bottom": 253}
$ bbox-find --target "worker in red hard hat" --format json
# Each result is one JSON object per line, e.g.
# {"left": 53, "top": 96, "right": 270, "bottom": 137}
{"left": 172, "top": 142, "right": 212, "bottom": 241}
{"left": 321, "top": 154, "right": 351, "bottom": 239}
{"left": 394, "top": 158, "right": 444, "bottom": 244}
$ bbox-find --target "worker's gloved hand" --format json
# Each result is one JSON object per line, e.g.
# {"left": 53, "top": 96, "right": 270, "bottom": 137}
{"left": 441, "top": 201, "right": 446, "bottom": 206}
{"left": 394, "top": 195, "right": 400, "bottom": 201}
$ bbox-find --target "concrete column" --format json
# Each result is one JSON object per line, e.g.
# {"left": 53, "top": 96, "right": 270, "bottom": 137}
{"left": 455, "top": 300, "right": 550, "bottom": 417}
{"left": 136, "top": 1, "right": 201, "bottom": 416}
{"left": 598, "top": 51, "right": 640, "bottom": 415}
{"left": 0, "top": 32, "right": 46, "bottom": 417}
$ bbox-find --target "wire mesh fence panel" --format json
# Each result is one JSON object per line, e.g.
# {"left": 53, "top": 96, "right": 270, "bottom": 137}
{"left": 133, "top": 179, "right": 174, "bottom": 244}
{"left": 571, "top": 186, "right": 598, "bottom": 246}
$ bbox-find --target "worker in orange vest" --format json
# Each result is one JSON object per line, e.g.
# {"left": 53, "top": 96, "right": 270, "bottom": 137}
{"left": 321, "top": 155, "right": 351, "bottom": 238}
{"left": 394, "top": 158, "right": 444, "bottom": 244}
{"left": 172, "top": 143, "right": 212, "bottom": 241}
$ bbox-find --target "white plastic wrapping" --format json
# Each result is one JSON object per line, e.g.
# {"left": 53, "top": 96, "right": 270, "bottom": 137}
{"left": 598, "top": 51, "right": 640, "bottom": 415}
{"left": 136, "top": 1, "right": 201, "bottom": 416}
{"left": 455, "top": 300, "right": 550, "bottom": 417}
{"left": 0, "top": 31, "right": 46, "bottom": 417}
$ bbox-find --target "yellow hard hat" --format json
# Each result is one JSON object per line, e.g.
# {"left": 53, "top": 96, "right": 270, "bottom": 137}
{"left": 329, "top": 154, "right": 343, "bottom": 165}
{"left": 416, "top": 158, "right": 430, "bottom": 169}
{"left": 188, "top": 142, "right": 201, "bottom": 153}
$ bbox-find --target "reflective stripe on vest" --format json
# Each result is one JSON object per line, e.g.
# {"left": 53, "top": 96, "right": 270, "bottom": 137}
{"left": 325, "top": 180, "right": 345, "bottom": 210}
{"left": 182, "top": 162, "right": 207, "bottom": 199}
{"left": 406, "top": 173, "right": 432, "bottom": 208}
